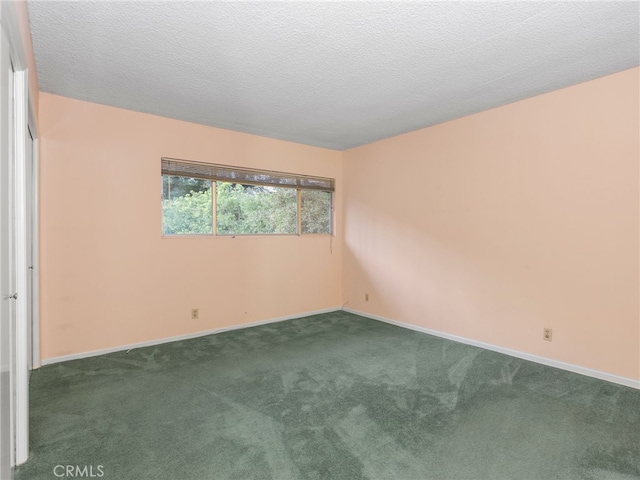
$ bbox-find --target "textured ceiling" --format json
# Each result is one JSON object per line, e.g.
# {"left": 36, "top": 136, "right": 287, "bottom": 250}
{"left": 28, "top": 1, "right": 639, "bottom": 150}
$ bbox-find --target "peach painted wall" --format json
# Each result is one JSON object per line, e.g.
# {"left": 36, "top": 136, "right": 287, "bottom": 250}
{"left": 39, "top": 93, "right": 342, "bottom": 360}
{"left": 342, "top": 67, "right": 639, "bottom": 380}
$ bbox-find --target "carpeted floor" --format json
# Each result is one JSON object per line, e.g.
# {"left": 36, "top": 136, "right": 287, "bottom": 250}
{"left": 16, "top": 311, "right": 640, "bottom": 480}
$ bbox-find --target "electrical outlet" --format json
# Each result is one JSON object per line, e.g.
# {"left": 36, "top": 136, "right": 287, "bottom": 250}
{"left": 191, "top": 308, "right": 199, "bottom": 320}
{"left": 543, "top": 328, "right": 552, "bottom": 342}
{"left": 365, "top": 293, "right": 369, "bottom": 302}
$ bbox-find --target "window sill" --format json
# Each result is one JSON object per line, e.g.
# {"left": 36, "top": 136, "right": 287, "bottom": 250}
{"left": 161, "top": 233, "right": 335, "bottom": 239}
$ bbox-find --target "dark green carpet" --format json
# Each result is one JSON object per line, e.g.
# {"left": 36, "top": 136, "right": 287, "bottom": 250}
{"left": 16, "top": 311, "right": 640, "bottom": 479}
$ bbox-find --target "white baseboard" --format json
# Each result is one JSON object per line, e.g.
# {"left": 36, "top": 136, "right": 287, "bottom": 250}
{"left": 41, "top": 307, "right": 341, "bottom": 366}
{"left": 40, "top": 306, "right": 640, "bottom": 390}
{"left": 343, "top": 308, "right": 640, "bottom": 390}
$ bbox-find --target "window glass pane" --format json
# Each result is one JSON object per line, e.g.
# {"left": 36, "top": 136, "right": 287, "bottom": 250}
{"left": 162, "top": 175, "right": 213, "bottom": 235}
{"left": 301, "top": 190, "right": 332, "bottom": 234}
{"left": 216, "top": 182, "right": 297, "bottom": 235}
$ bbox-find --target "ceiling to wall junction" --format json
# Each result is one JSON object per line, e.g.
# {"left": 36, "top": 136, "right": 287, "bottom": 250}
{"left": 29, "top": 1, "right": 640, "bottom": 150}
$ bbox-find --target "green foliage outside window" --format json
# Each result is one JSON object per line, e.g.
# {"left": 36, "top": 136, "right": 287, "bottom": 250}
{"left": 162, "top": 176, "right": 332, "bottom": 235}
{"left": 301, "top": 190, "right": 332, "bottom": 234}
{"left": 162, "top": 176, "right": 213, "bottom": 235}
{"left": 216, "top": 182, "right": 297, "bottom": 235}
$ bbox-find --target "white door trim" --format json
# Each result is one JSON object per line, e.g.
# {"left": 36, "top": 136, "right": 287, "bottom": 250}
{"left": 29, "top": 132, "right": 39, "bottom": 370}
{"left": 13, "top": 68, "right": 28, "bottom": 466}
{"left": 0, "top": 0, "right": 37, "bottom": 469}
{"left": 0, "top": 24, "right": 16, "bottom": 480}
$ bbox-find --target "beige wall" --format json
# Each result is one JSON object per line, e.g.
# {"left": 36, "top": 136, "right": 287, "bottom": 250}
{"left": 342, "top": 68, "right": 639, "bottom": 380}
{"left": 39, "top": 93, "right": 342, "bottom": 360}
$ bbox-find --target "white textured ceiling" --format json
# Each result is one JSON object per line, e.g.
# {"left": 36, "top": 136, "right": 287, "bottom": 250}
{"left": 28, "top": 1, "right": 639, "bottom": 150}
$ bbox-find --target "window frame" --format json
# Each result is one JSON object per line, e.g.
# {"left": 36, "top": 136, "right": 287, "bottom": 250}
{"left": 161, "top": 159, "right": 334, "bottom": 238}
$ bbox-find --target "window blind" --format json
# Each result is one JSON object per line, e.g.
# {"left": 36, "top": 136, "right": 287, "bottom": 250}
{"left": 161, "top": 158, "right": 334, "bottom": 192}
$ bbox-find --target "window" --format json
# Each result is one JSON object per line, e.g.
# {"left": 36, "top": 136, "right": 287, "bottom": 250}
{"left": 161, "top": 159, "right": 334, "bottom": 236}
{"left": 162, "top": 175, "right": 213, "bottom": 235}
{"left": 301, "top": 190, "right": 332, "bottom": 234}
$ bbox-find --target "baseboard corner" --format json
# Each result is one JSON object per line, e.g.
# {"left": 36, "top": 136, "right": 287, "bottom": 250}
{"left": 342, "top": 307, "right": 640, "bottom": 390}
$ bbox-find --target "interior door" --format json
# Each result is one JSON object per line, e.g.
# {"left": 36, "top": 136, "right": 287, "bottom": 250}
{"left": 0, "top": 27, "right": 16, "bottom": 480}
{"left": 25, "top": 128, "right": 32, "bottom": 373}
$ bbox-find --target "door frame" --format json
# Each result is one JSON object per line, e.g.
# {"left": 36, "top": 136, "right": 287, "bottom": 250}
{"left": 1, "top": 0, "right": 39, "bottom": 468}
{"left": 28, "top": 128, "right": 39, "bottom": 371}
{"left": 0, "top": 25, "right": 16, "bottom": 480}
{"left": 12, "top": 67, "right": 28, "bottom": 467}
